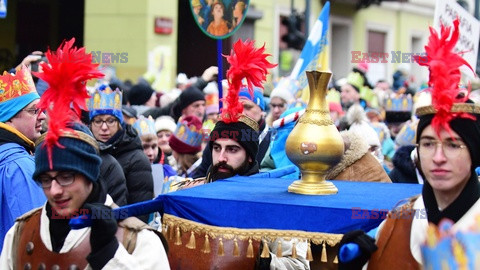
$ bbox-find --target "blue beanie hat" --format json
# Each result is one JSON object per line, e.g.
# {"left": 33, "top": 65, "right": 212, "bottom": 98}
{"left": 33, "top": 123, "right": 102, "bottom": 182}
{"left": 239, "top": 87, "right": 265, "bottom": 111}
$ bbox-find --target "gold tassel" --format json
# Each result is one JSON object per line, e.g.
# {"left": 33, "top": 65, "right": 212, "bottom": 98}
{"left": 334, "top": 255, "right": 338, "bottom": 264}
{"left": 218, "top": 238, "right": 225, "bottom": 256}
{"left": 321, "top": 242, "right": 328, "bottom": 262}
{"left": 169, "top": 225, "right": 174, "bottom": 240}
{"left": 162, "top": 224, "right": 167, "bottom": 235}
{"left": 260, "top": 240, "right": 270, "bottom": 258}
{"left": 174, "top": 227, "right": 182, "bottom": 245}
{"left": 202, "top": 234, "right": 211, "bottom": 253}
{"left": 246, "top": 239, "right": 254, "bottom": 258}
{"left": 186, "top": 231, "right": 196, "bottom": 249}
{"left": 276, "top": 240, "right": 283, "bottom": 257}
{"left": 306, "top": 241, "right": 313, "bottom": 261}
{"left": 291, "top": 242, "right": 297, "bottom": 259}
{"left": 233, "top": 238, "right": 240, "bottom": 257}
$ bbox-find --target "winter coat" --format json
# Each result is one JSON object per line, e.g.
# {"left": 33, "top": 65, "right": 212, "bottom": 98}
{"left": 0, "top": 125, "right": 46, "bottom": 252}
{"left": 99, "top": 153, "right": 128, "bottom": 206}
{"left": 99, "top": 125, "right": 153, "bottom": 211}
{"left": 389, "top": 145, "right": 419, "bottom": 183}
{"left": 325, "top": 130, "right": 392, "bottom": 183}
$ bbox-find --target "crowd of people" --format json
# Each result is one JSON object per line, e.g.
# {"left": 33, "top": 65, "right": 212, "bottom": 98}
{"left": 0, "top": 16, "right": 479, "bottom": 269}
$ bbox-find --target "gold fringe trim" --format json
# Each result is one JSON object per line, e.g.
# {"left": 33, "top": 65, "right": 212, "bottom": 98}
{"left": 276, "top": 240, "right": 282, "bottom": 257}
{"left": 168, "top": 225, "right": 174, "bottom": 240}
{"left": 334, "top": 255, "right": 338, "bottom": 264}
{"left": 186, "top": 231, "right": 196, "bottom": 249}
{"left": 163, "top": 214, "right": 342, "bottom": 246}
{"left": 175, "top": 226, "right": 182, "bottom": 245}
{"left": 306, "top": 241, "right": 313, "bottom": 261}
{"left": 321, "top": 241, "right": 327, "bottom": 262}
{"left": 233, "top": 238, "right": 240, "bottom": 257}
{"left": 218, "top": 238, "right": 225, "bottom": 256}
{"left": 291, "top": 242, "right": 297, "bottom": 259}
{"left": 260, "top": 240, "right": 270, "bottom": 258}
{"left": 202, "top": 234, "right": 211, "bottom": 253}
{"left": 246, "top": 239, "right": 254, "bottom": 258}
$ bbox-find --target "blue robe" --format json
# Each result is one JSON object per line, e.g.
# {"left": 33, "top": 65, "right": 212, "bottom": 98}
{"left": 0, "top": 143, "right": 46, "bottom": 252}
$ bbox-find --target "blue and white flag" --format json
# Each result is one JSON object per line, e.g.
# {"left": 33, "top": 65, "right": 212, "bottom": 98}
{"left": 0, "top": 0, "right": 7, "bottom": 19}
{"left": 289, "top": 1, "right": 330, "bottom": 92}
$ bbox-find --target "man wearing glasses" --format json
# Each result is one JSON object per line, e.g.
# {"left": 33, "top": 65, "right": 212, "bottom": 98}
{"left": 0, "top": 66, "right": 47, "bottom": 253}
{"left": 338, "top": 20, "right": 480, "bottom": 269}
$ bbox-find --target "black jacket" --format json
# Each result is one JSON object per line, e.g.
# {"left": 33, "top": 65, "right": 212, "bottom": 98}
{"left": 99, "top": 152, "right": 128, "bottom": 206}
{"left": 389, "top": 145, "right": 418, "bottom": 183}
{"left": 99, "top": 124, "right": 154, "bottom": 209}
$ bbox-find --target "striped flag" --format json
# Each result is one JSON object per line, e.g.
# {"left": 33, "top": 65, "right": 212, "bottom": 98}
{"left": 289, "top": 1, "right": 330, "bottom": 100}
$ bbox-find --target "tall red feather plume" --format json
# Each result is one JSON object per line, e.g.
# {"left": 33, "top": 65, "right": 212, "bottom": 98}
{"left": 414, "top": 19, "right": 475, "bottom": 135}
{"left": 34, "top": 38, "right": 104, "bottom": 168}
{"left": 222, "top": 39, "right": 277, "bottom": 123}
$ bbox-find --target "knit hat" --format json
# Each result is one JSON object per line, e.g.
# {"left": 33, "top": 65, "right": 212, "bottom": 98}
{"left": 270, "top": 84, "right": 294, "bottom": 104}
{"left": 154, "top": 115, "right": 177, "bottom": 133}
{"left": 172, "top": 86, "right": 205, "bottom": 118}
{"left": 32, "top": 38, "right": 104, "bottom": 182}
{"left": 88, "top": 84, "right": 124, "bottom": 124}
{"left": 0, "top": 66, "right": 40, "bottom": 122}
{"left": 128, "top": 83, "right": 155, "bottom": 105}
{"left": 169, "top": 115, "right": 203, "bottom": 154}
{"left": 34, "top": 123, "right": 101, "bottom": 182}
{"left": 414, "top": 19, "right": 480, "bottom": 168}
{"left": 345, "top": 72, "right": 364, "bottom": 93}
{"left": 132, "top": 115, "right": 156, "bottom": 137}
{"left": 205, "top": 93, "right": 219, "bottom": 115}
{"left": 209, "top": 116, "right": 260, "bottom": 161}
{"left": 121, "top": 105, "right": 137, "bottom": 118}
{"left": 239, "top": 87, "right": 265, "bottom": 111}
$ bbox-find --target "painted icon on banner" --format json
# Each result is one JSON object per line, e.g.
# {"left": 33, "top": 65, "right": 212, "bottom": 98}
{"left": 190, "top": 0, "right": 249, "bottom": 40}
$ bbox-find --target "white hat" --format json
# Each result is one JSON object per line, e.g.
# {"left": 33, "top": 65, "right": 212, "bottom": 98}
{"left": 270, "top": 85, "right": 294, "bottom": 104}
{"left": 154, "top": 116, "right": 177, "bottom": 133}
{"left": 176, "top": 73, "right": 188, "bottom": 85}
{"left": 203, "top": 81, "right": 219, "bottom": 95}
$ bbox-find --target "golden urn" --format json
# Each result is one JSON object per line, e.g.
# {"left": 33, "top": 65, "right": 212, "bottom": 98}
{"left": 285, "top": 71, "right": 344, "bottom": 195}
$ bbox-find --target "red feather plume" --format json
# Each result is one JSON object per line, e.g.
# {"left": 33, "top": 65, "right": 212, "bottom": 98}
{"left": 414, "top": 19, "right": 475, "bottom": 135}
{"left": 222, "top": 39, "right": 277, "bottom": 123}
{"left": 34, "top": 38, "right": 104, "bottom": 168}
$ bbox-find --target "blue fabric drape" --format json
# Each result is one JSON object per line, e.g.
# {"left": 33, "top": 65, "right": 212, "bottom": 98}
{"left": 161, "top": 177, "right": 422, "bottom": 234}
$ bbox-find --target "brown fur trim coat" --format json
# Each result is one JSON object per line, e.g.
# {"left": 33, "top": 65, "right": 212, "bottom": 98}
{"left": 325, "top": 130, "right": 392, "bottom": 183}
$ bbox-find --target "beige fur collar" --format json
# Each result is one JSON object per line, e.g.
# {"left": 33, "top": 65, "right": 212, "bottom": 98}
{"left": 325, "top": 130, "right": 370, "bottom": 179}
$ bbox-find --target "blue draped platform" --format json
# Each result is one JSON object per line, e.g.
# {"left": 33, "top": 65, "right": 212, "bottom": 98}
{"left": 161, "top": 176, "right": 422, "bottom": 234}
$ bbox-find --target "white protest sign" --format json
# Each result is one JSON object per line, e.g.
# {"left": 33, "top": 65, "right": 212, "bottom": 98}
{"left": 434, "top": 0, "right": 479, "bottom": 75}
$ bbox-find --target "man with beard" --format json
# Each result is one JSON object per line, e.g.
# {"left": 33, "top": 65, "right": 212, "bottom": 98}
{"left": 205, "top": 115, "right": 260, "bottom": 182}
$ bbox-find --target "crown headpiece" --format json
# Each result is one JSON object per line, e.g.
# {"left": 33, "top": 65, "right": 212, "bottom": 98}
{"left": 88, "top": 84, "right": 123, "bottom": 124}
{"left": 414, "top": 18, "right": 478, "bottom": 135}
{"left": 133, "top": 115, "right": 156, "bottom": 137}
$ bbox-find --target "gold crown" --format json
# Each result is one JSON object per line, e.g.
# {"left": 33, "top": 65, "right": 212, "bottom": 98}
{"left": 415, "top": 103, "right": 480, "bottom": 117}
